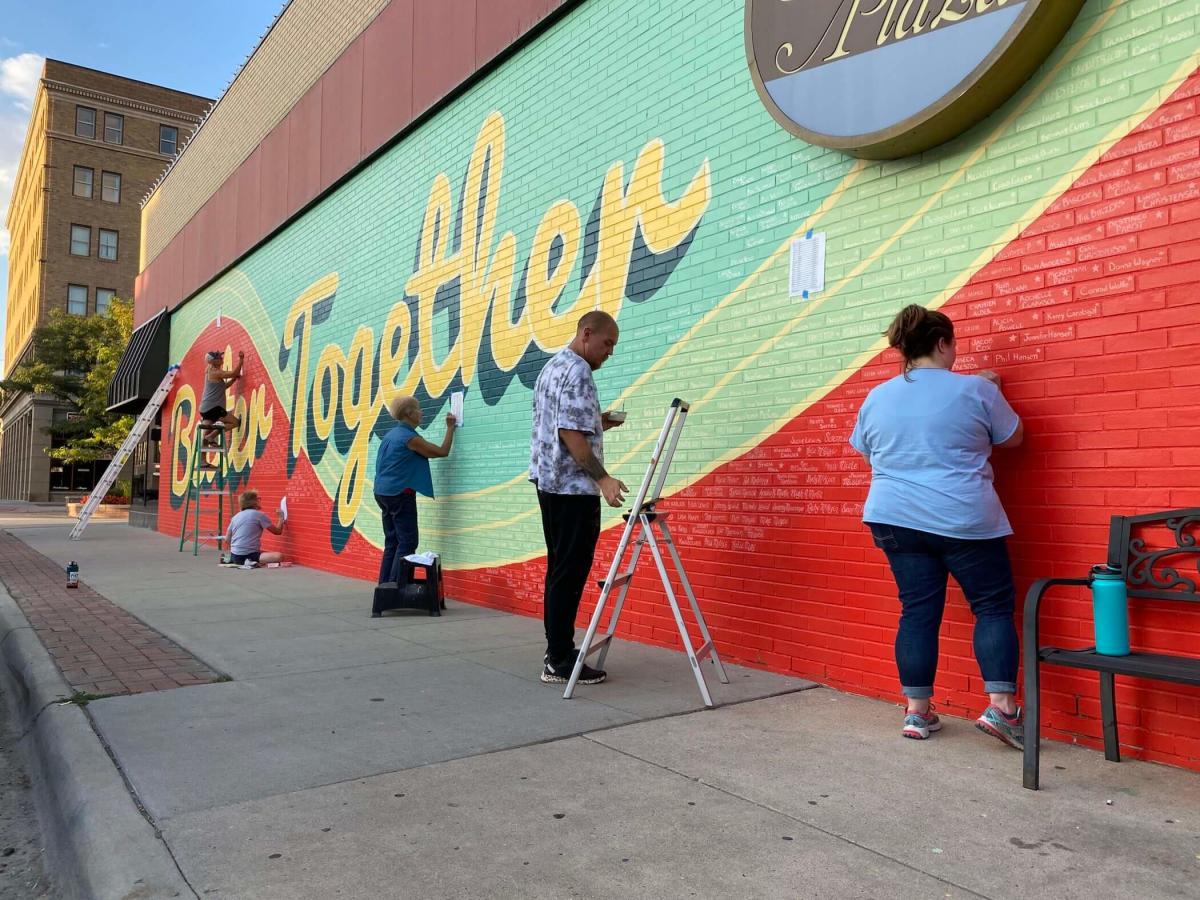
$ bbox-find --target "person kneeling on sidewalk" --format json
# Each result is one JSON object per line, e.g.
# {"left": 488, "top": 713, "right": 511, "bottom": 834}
{"left": 227, "top": 490, "right": 285, "bottom": 567}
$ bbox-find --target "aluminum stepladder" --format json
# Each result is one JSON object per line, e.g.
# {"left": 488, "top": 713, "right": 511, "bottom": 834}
{"left": 564, "top": 398, "right": 729, "bottom": 707}
{"left": 69, "top": 366, "right": 181, "bottom": 541}
{"left": 178, "top": 413, "right": 232, "bottom": 558}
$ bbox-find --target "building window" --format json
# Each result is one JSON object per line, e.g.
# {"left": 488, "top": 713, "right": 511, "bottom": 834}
{"left": 101, "top": 171, "right": 121, "bottom": 203}
{"left": 70, "top": 224, "right": 90, "bottom": 256}
{"left": 68, "top": 285, "right": 87, "bottom": 316}
{"left": 73, "top": 166, "right": 94, "bottom": 199}
{"left": 75, "top": 106, "right": 96, "bottom": 138}
{"left": 159, "top": 125, "right": 178, "bottom": 155}
{"left": 98, "top": 229, "right": 118, "bottom": 261}
{"left": 96, "top": 288, "right": 115, "bottom": 315}
{"left": 103, "top": 112, "right": 124, "bottom": 144}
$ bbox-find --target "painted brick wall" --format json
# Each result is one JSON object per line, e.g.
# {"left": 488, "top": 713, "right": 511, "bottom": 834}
{"left": 157, "top": 0, "right": 1200, "bottom": 771}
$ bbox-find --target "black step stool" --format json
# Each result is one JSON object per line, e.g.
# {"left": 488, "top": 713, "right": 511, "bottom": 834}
{"left": 372, "top": 556, "right": 445, "bottom": 617}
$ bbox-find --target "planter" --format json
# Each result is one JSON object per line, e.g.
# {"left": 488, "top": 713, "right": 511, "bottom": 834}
{"left": 65, "top": 502, "right": 129, "bottom": 521}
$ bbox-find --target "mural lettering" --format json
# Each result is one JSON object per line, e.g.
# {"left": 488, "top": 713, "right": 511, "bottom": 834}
{"left": 278, "top": 112, "right": 712, "bottom": 537}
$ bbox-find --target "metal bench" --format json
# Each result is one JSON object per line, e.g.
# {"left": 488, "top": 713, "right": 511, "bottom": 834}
{"left": 1023, "top": 507, "right": 1200, "bottom": 790}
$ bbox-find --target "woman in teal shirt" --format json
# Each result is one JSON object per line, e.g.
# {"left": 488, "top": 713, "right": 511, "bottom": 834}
{"left": 374, "top": 396, "right": 457, "bottom": 584}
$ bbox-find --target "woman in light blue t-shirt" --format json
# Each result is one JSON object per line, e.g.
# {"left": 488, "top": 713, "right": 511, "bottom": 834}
{"left": 850, "top": 305, "right": 1025, "bottom": 749}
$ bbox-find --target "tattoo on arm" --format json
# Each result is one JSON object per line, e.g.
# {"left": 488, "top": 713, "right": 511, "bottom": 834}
{"left": 579, "top": 451, "right": 608, "bottom": 483}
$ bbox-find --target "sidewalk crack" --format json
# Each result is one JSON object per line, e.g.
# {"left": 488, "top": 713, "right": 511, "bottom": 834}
{"left": 2, "top": 625, "right": 69, "bottom": 743}
{"left": 11, "top": 697, "right": 63, "bottom": 744}
{"left": 82, "top": 705, "right": 201, "bottom": 900}
{"left": 583, "top": 734, "right": 996, "bottom": 900}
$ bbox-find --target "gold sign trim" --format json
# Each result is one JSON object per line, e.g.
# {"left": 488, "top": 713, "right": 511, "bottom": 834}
{"left": 744, "top": 0, "right": 1087, "bottom": 159}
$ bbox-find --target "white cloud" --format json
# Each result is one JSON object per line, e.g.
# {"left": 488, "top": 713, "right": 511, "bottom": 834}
{"left": 0, "top": 53, "right": 43, "bottom": 111}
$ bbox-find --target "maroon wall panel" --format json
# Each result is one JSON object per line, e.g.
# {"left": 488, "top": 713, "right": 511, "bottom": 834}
{"left": 163, "top": 240, "right": 183, "bottom": 320}
{"left": 286, "top": 85, "right": 323, "bottom": 213}
{"left": 234, "top": 147, "right": 262, "bottom": 260}
{"left": 258, "top": 119, "right": 291, "bottom": 236}
{"left": 138, "top": 0, "right": 567, "bottom": 322}
{"left": 413, "top": 0, "right": 476, "bottom": 115}
{"left": 138, "top": 239, "right": 179, "bottom": 325}
{"left": 133, "top": 272, "right": 154, "bottom": 325}
{"left": 210, "top": 179, "right": 239, "bottom": 274}
{"left": 180, "top": 220, "right": 202, "bottom": 306}
{"left": 193, "top": 200, "right": 220, "bottom": 297}
{"left": 320, "top": 37, "right": 365, "bottom": 190}
{"left": 138, "top": 250, "right": 161, "bottom": 324}
{"left": 476, "top": 0, "right": 561, "bottom": 67}
{"left": 361, "top": 0, "right": 414, "bottom": 157}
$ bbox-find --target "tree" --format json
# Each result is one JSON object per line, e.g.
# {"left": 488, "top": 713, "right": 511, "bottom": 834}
{"left": 0, "top": 299, "right": 134, "bottom": 463}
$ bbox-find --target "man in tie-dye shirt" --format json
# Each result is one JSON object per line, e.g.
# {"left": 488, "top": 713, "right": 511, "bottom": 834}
{"left": 530, "top": 311, "right": 628, "bottom": 685}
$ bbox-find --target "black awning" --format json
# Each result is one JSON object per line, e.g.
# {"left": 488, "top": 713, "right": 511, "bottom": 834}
{"left": 107, "top": 308, "right": 171, "bottom": 414}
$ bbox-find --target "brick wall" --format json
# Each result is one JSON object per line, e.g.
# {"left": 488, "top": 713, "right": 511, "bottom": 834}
{"left": 4, "top": 90, "right": 47, "bottom": 373}
{"left": 4, "top": 60, "right": 206, "bottom": 372}
{"left": 157, "top": 0, "right": 1200, "bottom": 771}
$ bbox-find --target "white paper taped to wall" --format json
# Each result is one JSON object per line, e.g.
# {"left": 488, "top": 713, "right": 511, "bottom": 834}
{"left": 789, "top": 231, "right": 826, "bottom": 299}
{"left": 450, "top": 391, "right": 464, "bottom": 426}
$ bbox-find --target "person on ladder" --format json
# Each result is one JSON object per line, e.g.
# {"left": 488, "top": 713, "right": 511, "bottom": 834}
{"left": 529, "top": 310, "right": 628, "bottom": 686}
{"left": 199, "top": 349, "right": 244, "bottom": 453}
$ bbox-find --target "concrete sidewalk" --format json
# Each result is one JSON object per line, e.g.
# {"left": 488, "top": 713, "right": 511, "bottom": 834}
{"left": 2, "top": 515, "right": 1199, "bottom": 899}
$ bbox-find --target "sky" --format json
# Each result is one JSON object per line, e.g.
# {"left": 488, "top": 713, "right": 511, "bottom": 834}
{"left": 0, "top": 0, "right": 286, "bottom": 372}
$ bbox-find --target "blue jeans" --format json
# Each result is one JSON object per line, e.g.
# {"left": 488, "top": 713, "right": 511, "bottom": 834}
{"left": 376, "top": 491, "right": 418, "bottom": 584}
{"left": 868, "top": 523, "right": 1019, "bottom": 700}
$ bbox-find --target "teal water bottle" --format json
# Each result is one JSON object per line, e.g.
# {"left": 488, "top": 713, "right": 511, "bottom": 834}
{"left": 1090, "top": 565, "right": 1130, "bottom": 656}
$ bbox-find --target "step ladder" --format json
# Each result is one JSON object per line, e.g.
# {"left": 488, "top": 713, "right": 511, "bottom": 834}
{"left": 178, "top": 416, "right": 232, "bottom": 558}
{"left": 69, "top": 366, "right": 180, "bottom": 541}
{"left": 564, "top": 398, "right": 729, "bottom": 707}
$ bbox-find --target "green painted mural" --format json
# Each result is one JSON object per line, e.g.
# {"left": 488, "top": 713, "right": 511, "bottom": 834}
{"left": 165, "top": 0, "right": 1200, "bottom": 568}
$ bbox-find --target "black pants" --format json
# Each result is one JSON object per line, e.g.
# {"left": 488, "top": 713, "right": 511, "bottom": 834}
{"left": 376, "top": 491, "right": 418, "bottom": 584}
{"left": 537, "top": 489, "right": 601, "bottom": 665}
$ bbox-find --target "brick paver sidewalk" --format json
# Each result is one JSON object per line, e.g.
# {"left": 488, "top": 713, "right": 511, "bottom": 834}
{"left": 0, "top": 531, "right": 222, "bottom": 696}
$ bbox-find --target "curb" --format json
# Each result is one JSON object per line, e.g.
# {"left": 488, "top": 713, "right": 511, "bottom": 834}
{"left": 0, "top": 588, "right": 194, "bottom": 900}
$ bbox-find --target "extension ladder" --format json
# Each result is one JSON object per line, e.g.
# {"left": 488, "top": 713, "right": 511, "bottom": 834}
{"left": 564, "top": 398, "right": 729, "bottom": 707}
{"left": 69, "top": 366, "right": 180, "bottom": 541}
{"left": 178, "top": 416, "right": 232, "bottom": 558}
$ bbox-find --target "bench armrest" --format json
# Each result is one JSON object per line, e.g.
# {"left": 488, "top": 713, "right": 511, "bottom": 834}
{"left": 1023, "top": 577, "right": 1090, "bottom": 662}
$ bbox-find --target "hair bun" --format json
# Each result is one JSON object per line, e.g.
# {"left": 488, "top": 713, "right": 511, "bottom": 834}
{"left": 885, "top": 305, "right": 954, "bottom": 369}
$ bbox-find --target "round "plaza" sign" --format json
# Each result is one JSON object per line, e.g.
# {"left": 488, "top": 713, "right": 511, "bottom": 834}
{"left": 745, "top": 0, "right": 1086, "bottom": 159}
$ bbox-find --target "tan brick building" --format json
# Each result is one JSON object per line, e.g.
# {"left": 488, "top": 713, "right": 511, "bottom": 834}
{"left": 1, "top": 60, "right": 209, "bottom": 501}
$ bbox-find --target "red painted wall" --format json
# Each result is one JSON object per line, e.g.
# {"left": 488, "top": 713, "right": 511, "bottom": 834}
{"left": 445, "top": 75, "right": 1200, "bottom": 769}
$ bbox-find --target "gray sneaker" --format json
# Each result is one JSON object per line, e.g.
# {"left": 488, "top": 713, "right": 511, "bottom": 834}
{"left": 976, "top": 705, "right": 1023, "bottom": 750}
